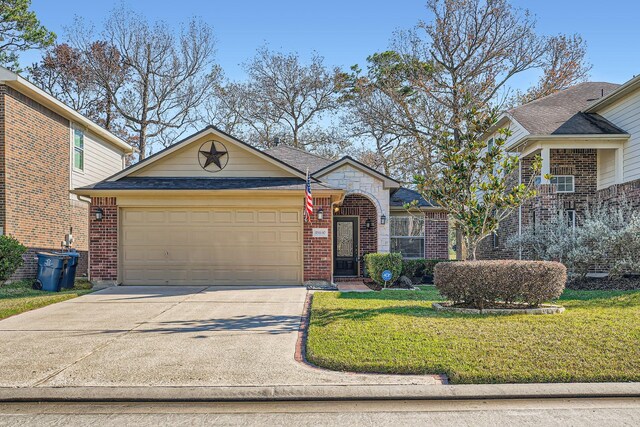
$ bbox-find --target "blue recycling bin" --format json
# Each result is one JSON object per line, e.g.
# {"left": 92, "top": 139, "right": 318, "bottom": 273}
{"left": 56, "top": 250, "right": 79, "bottom": 289}
{"left": 36, "top": 253, "right": 69, "bottom": 292}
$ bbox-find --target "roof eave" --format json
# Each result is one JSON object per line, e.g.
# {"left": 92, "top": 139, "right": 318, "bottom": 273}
{"left": 0, "top": 67, "right": 134, "bottom": 154}
{"left": 506, "top": 133, "right": 629, "bottom": 152}
{"left": 585, "top": 75, "right": 640, "bottom": 113}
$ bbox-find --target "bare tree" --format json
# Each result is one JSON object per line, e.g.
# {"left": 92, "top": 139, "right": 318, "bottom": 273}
{"left": 28, "top": 43, "right": 101, "bottom": 116}
{"left": 208, "top": 48, "right": 345, "bottom": 152}
{"left": 518, "top": 34, "right": 591, "bottom": 104}
{"left": 68, "top": 9, "right": 219, "bottom": 158}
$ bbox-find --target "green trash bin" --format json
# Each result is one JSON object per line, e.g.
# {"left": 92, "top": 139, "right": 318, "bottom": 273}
{"left": 56, "top": 250, "right": 79, "bottom": 289}
{"left": 35, "top": 253, "right": 69, "bottom": 292}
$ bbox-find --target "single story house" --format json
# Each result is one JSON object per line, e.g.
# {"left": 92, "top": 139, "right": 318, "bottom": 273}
{"left": 0, "top": 67, "right": 134, "bottom": 279}
{"left": 76, "top": 126, "right": 448, "bottom": 286}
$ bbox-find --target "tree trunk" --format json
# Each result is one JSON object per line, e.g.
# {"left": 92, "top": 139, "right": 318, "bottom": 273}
{"left": 455, "top": 226, "right": 464, "bottom": 260}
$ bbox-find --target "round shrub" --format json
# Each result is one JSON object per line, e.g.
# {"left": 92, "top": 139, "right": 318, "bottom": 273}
{"left": 0, "top": 235, "right": 27, "bottom": 285}
{"left": 434, "top": 260, "right": 566, "bottom": 309}
{"left": 364, "top": 252, "right": 403, "bottom": 288}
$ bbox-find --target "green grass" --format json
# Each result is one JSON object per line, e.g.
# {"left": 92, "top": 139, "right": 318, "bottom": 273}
{"left": 307, "top": 286, "right": 640, "bottom": 384}
{"left": 0, "top": 279, "right": 93, "bottom": 320}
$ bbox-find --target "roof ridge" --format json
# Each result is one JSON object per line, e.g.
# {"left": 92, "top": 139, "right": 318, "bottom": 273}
{"left": 267, "top": 144, "right": 333, "bottom": 161}
{"left": 509, "top": 81, "right": 620, "bottom": 113}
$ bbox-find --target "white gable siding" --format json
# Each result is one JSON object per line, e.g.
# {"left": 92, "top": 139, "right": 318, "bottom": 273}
{"left": 71, "top": 125, "right": 125, "bottom": 190}
{"left": 485, "top": 117, "right": 529, "bottom": 152}
{"left": 129, "top": 134, "right": 295, "bottom": 178}
{"left": 321, "top": 164, "right": 390, "bottom": 252}
{"left": 598, "top": 89, "right": 640, "bottom": 183}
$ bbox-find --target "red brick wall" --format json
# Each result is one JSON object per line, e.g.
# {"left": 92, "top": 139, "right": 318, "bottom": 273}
{"left": 89, "top": 197, "right": 118, "bottom": 283}
{"left": 425, "top": 210, "right": 449, "bottom": 259}
{"left": 2, "top": 86, "right": 76, "bottom": 279}
{"left": 0, "top": 86, "right": 6, "bottom": 238}
{"left": 303, "top": 197, "right": 332, "bottom": 282}
{"left": 477, "top": 149, "right": 598, "bottom": 260}
{"left": 336, "top": 194, "right": 378, "bottom": 275}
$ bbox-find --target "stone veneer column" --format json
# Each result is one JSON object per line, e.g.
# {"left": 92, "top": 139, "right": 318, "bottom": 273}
{"left": 320, "top": 164, "right": 390, "bottom": 252}
{"left": 89, "top": 197, "right": 118, "bottom": 285}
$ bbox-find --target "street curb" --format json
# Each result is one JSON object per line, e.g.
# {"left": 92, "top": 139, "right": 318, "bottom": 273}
{"left": 0, "top": 383, "right": 638, "bottom": 402}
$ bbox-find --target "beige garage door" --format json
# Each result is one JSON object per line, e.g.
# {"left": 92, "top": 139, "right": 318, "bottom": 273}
{"left": 120, "top": 207, "right": 302, "bottom": 286}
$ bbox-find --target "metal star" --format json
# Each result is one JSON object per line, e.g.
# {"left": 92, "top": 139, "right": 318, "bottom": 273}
{"left": 199, "top": 142, "right": 228, "bottom": 169}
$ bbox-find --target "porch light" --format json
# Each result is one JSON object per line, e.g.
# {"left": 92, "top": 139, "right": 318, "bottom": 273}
{"left": 380, "top": 214, "right": 386, "bottom": 225}
{"left": 334, "top": 206, "right": 340, "bottom": 214}
{"left": 365, "top": 218, "right": 372, "bottom": 229}
{"left": 317, "top": 208, "right": 324, "bottom": 220}
{"left": 95, "top": 208, "right": 104, "bottom": 221}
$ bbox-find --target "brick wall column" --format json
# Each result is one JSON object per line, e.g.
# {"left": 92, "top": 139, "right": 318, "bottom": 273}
{"left": 303, "top": 197, "right": 333, "bottom": 282}
{"left": 425, "top": 210, "right": 449, "bottom": 260}
{"left": 89, "top": 197, "right": 118, "bottom": 285}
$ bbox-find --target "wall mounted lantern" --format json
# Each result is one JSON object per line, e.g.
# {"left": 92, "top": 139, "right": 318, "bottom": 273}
{"left": 380, "top": 214, "right": 387, "bottom": 225}
{"left": 317, "top": 208, "right": 324, "bottom": 221}
{"left": 365, "top": 218, "right": 373, "bottom": 229}
{"left": 95, "top": 208, "right": 104, "bottom": 221}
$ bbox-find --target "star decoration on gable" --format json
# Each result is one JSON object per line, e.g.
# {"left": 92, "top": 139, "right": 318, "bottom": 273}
{"left": 198, "top": 140, "right": 229, "bottom": 171}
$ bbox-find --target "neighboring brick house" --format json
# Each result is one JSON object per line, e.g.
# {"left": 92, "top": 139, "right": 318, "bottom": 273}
{"left": 0, "top": 67, "right": 134, "bottom": 280}
{"left": 76, "top": 126, "right": 448, "bottom": 287}
{"left": 477, "top": 77, "right": 640, "bottom": 260}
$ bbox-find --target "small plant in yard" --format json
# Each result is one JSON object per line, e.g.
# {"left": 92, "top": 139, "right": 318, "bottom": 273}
{"left": 434, "top": 260, "right": 566, "bottom": 309}
{"left": 364, "top": 253, "right": 402, "bottom": 288}
{"left": 401, "top": 258, "right": 452, "bottom": 284}
{"left": 0, "top": 235, "right": 27, "bottom": 286}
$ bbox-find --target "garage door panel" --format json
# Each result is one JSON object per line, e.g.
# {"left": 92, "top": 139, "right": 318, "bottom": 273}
{"left": 121, "top": 207, "right": 302, "bottom": 286}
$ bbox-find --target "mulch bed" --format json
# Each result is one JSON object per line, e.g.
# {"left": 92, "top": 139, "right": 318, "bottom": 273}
{"left": 567, "top": 276, "right": 640, "bottom": 291}
{"left": 364, "top": 278, "right": 417, "bottom": 291}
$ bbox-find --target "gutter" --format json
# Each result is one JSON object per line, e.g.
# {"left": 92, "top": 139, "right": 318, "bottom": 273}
{"left": 506, "top": 133, "right": 629, "bottom": 152}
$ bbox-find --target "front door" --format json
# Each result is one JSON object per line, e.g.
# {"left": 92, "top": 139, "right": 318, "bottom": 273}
{"left": 333, "top": 217, "right": 358, "bottom": 276}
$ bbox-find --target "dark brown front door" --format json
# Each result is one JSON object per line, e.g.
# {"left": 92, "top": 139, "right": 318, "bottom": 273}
{"left": 334, "top": 217, "right": 358, "bottom": 276}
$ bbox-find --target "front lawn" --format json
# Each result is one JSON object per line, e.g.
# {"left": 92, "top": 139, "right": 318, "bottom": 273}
{"left": 307, "top": 286, "right": 640, "bottom": 384}
{"left": 0, "top": 279, "right": 93, "bottom": 321}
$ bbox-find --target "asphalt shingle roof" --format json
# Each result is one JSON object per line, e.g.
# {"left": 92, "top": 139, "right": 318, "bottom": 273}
{"left": 80, "top": 177, "right": 337, "bottom": 191}
{"left": 263, "top": 145, "right": 334, "bottom": 173}
{"left": 390, "top": 187, "right": 437, "bottom": 208}
{"left": 509, "top": 82, "right": 626, "bottom": 135}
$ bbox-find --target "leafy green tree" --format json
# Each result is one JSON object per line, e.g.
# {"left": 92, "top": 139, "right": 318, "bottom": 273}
{"left": 0, "top": 0, "right": 55, "bottom": 69}
{"left": 414, "top": 107, "right": 543, "bottom": 260}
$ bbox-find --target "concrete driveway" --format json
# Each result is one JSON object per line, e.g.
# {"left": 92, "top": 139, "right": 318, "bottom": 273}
{"left": 0, "top": 286, "right": 441, "bottom": 388}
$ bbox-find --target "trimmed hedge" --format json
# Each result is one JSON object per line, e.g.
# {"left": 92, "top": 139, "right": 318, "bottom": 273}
{"left": 364, "top": 253, "right": 403, "bottom": 288}
{"left": 402, "top": 258, "right": 452, "bottom": 284}
{"left": 434, "top": 260, "right": 566, "bottom": 309}
{"left": 0, "top": 235, "right": 26, "bottom": 285}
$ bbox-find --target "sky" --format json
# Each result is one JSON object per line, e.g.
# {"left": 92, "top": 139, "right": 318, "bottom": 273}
{"left": 22, "top": 0, "right": 640, "bottom": 90}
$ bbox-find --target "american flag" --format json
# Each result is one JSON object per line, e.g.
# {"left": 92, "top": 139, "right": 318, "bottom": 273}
{"left": 304, "top": 168, "right": 313, "bottom": 222}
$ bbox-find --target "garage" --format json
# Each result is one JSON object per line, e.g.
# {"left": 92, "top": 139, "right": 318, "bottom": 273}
{"left": 120, "top": 206, "right": 303, "bottom": 286}
{"left": 77, "top": 126, "right": 342, "bottom": 287}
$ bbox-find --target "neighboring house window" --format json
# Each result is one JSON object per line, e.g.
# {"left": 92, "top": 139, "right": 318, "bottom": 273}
{"left": 390, "top": 215, "right": 425, "bottom": 259}
{"left": 565, "top": 209, "right": 576, "bottom": 229}
{"left": 534, "top": 175, "right": 575, "bottom": 193}
{"left": 551, "top": 175, "right": 574, "bottom": 193}
{"left": 73, "top": 128, "right": 84, "bottom": 171}
{"left": 492, "top": 231, "right": 499, "bottom": 248}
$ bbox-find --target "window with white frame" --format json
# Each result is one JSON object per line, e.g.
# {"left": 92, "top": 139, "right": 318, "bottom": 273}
{"left": 534, "top": 175, "right": 575, "bottom": 193}
{"left": 73, "top": 128, "right": 84, "bottom": 171}
{"left": 551, "top": 175, "right": 574, "bottom": 193}
{"left": 390, "top": 215, "right": 425, "bottom": 259}
{"left": 565, "top": 209, "right": 576, "bottom": 229}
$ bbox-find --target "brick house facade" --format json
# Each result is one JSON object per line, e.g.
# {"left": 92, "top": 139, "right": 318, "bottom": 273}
{"left": 476, "top": 79, "right": 640, "bottom": 268}
{"left": 0, "top": 68, "right": 132, "bottom": 281}
{"left": 80, "top": 127, "right": 450, "bottom": 286}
